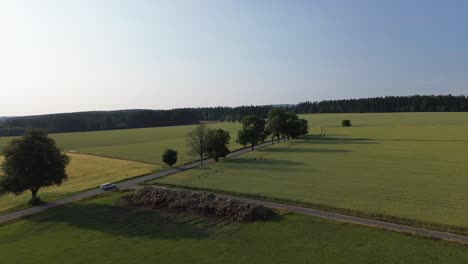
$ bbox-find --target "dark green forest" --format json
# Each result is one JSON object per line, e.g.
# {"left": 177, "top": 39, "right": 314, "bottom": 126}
{"left": 1, "top": 95, "right": 467, "bottom": 136}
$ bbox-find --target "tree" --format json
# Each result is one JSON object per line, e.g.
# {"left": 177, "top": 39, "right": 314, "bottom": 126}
{"left": 187, "top": 124, "right": 210, "bottom": 166}
{"left": 283, "top": 112, "right": 309, "bottom": 139}
{"left": 162, "top": 149, "right": 178, "bottom": 167}
{"left": 342, "top": 120, "right": 351, "bottom": 127}
{"left": 0, "top": 129, "right": 70, "bottom": 205}
{"left": 261, "top": 126, "right": 272, "bottom": 144}
{"left": 205, "top": 129, "right": 230, "bottom": 162}
{"left": 266, "top": 108, "right": 287, "bottom": 143}
{"left": 237, "top": 115, "right": 266, "bottom": 151}
{"left": 297, "top": 119, "right": 309, "bottom": 136}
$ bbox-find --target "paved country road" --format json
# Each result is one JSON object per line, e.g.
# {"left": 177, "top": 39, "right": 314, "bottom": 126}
{"left": 1, "top": 140, "right": 468, "bottom": 245}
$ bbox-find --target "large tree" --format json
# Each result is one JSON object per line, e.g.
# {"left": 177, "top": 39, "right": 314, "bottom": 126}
{"left": 237, "top": 115, "right": 266, "bottom": 151}
{"left": 266, "top": 108, "right": 287, "bottom": 143}
{"left": 187, "top": 124, "right": 210, "bottom": 166}
{"left": 0, "top": 129, "right": 70, "bottom": 204}
{"left": 205, "top": 129, "right": 230, "bottom": 162}
{"left": 283, "top": 112, "right": 308, "bottom": 139}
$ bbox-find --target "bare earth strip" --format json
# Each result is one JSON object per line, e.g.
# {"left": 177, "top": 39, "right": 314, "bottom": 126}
{"left": 1, "top": 141, "right": 468, "bottom": 245}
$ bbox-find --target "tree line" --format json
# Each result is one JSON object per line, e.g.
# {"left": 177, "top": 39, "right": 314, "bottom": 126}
{"left": 2, "top": 95, "right": 468, "bottom": 136}
{"left": 294, "top": 95, "right": 468, "bottom": 113}
{"left": 177, "top": 108, "right": 309, "bottom": 167}
{"left": 0, "top": 106, "right": 272, "bottom": 136}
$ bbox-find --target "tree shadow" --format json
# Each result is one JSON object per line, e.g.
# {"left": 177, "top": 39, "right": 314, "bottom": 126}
{"left": 297, "top": 135, "right": 378, "bottom": 145}
{"left": 378, "top": 138, "right": 468, "bottom": 143}
{"left": 227, "top": 157, "right": 305, "bottom": 167}
{"left": 29, "top": 202, "right": 215, "bottom": 240}
{"left": 218, "top": 157, "right": 309, "bottom": 173}
{"left": 262, "top": 148, "right": 352, "bottom": 154}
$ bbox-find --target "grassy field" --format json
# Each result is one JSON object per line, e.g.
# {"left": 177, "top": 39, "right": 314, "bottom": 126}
{"left": 0, "top": 122, "right": 242, "bottom": 165}
{"left": 300, "top": 112, "right": 468, "bottom": 127}
{"left": 0, "top": 192, "right": 467, "bottom": 264}
{"left": 151, "top": 113, "right": 468, "bottom": 231}
{"left": 0, "top": 154, "right": 154, "bottom": 213}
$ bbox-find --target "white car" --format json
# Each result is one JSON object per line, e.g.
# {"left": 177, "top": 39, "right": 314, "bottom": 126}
{"left": 100, "top": 183, "right": 117, "bottom": 191}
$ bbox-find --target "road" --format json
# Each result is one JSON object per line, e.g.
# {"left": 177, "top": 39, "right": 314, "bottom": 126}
{"left": 1, "top": 139, "right": 468, "bottom": 245}
{"left": 0, "top": 141, "right": 274, "bottom": 224}
{"left": 216, "top": 194, "right": 468, "bottom": 245}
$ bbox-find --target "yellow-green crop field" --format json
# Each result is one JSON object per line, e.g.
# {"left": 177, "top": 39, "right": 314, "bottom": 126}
{"left": 0, "top": 154, "right": 154, "bottom": 213}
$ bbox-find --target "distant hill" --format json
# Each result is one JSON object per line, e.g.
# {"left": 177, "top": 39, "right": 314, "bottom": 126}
{"left": 1, "top": 95, "right": 467, "bottom": 136}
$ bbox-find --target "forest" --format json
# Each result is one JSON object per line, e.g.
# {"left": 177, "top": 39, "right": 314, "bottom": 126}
{"left": 1, "top": 95, "right": 467, "bottom": 136}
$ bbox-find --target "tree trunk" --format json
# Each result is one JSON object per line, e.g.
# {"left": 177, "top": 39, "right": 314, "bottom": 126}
{"left": 31, "top": 188, "right": 38, "bottom": 200}
{"left": 29, "top": 188, "right": 40, "bottom": 205}
{"left": 251, "top": 144, "right": 255, "bottom": 151}
{"left": 200, "top": 153, "right": 203, "bottom": 166}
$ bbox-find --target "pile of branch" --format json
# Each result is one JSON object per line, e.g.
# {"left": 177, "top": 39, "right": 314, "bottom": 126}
{"left": 128, "top": 187, "right": 275, "bottom": 222}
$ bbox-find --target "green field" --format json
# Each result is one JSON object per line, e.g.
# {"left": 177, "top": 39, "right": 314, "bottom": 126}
{"left": 300, "top": 112, "right": 468, "bottom": 127}
{"left": 0, "top": 122, "right": 242, "bottom": 165}
{"left": 151, "top": 113, "right": 468, "bottom": 231}
{"left": 0, "top": 191, "right": 467, "bottom": 264}
{"left": 0, "top": 154, "right": 154, "bottom": 213}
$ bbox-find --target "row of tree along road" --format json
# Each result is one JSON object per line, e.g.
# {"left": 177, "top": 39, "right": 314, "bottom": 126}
{"left": 0, "top": 108, "right": 307, "bottom": 206}
{"left": 164, "top": 108, "right": 309, "bottom": 167}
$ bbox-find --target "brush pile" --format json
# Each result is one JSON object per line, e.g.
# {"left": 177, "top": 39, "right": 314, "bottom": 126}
{"left": 128, "top": 187, "right": 275, "bottom": 222}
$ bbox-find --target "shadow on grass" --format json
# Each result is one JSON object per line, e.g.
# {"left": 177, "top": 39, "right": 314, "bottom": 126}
{"left": 378, "top": 138, "right": 468, "bottom": 143}
{"left": 297, "top": 135, "right": 378, "bottom": 145}
{"left": 227, "top": 158, "right": 306, "bottom": 167}
{"left": 30, "top": 203, "right": 214, "bottom": 240}
{"left": 262, "top": 148, "right": 352, "bottom": 154}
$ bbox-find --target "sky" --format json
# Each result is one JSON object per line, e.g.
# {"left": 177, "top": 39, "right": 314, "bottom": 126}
{"left": 0, "top": 0, "right": 467, "bottom": 116}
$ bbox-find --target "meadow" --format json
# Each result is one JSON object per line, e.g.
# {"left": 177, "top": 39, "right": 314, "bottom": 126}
{"left": 0, "top": 122, "right": 242, "bottom": 165}
{"left": 151, "top": 113, "right": 468, "bottom": 231}
{"left": 0, "top": 154, "right": 154, "bottom": 213}
{"left": 300, "top": 112, "right": 468, "bottom": 127}
{"left": 0, "top": 191, "right": 467, "bottom": 264}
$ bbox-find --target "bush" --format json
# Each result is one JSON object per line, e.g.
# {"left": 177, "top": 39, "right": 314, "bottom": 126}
{"left": 162, "top": 149, "right": 178, "bottom": 167}
{"left": 342, "top": 120, "right": 351, "bottom": 127}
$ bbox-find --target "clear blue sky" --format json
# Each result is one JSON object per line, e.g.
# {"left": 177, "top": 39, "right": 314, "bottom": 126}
{"left": 0, "top": 0, "right": 467, "bottom": 116}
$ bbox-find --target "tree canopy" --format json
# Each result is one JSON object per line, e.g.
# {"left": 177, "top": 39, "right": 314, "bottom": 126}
{"left": 0, "top": 129, "right": 70, "bottom": 204}
{"left": 205, "top": 129, "right": 231, "bottom": 162}
{"left": 266, "top": 108, "right": 287, "bottom": 143}
{"left": 187, "top": 124, "right": 210, "bottom": 166}
{"left": 237, "top": 115, "right": 267, "bottom": 150}
{"left": 162, "top": 149, "right": 178, "bottom": 167}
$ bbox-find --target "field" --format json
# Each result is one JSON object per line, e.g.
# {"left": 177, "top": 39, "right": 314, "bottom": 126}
{"left": 0, "top": 192, "right": 467, "bottom": 264}
{"left": 0, "top": 154, "right": 154, "bottom": 213}
{"left": 300, "top": 112, "right": 468, "bottom": 126}
{"left": 0, "top": 122, "right": 242, "bottom": 165}
{"left": 0, "top": 122, "right": 241, "bottom": 213}
{"left": 151, "top": 113, "right": 468, "bottom": 231}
